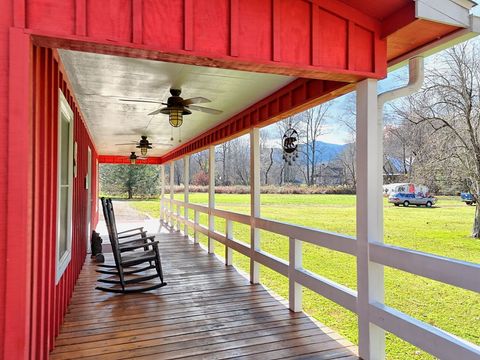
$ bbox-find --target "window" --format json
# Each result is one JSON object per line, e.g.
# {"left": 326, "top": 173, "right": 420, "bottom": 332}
{"left": 56, "top": 90, "right": 74, "bottom": 283}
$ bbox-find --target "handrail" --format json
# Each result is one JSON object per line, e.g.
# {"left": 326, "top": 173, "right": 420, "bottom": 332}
{"left": 255, "top": 217, "right": 357, "bottom": 256}
{"left": 370, "top": 242, "right": 480, "bottom": 293}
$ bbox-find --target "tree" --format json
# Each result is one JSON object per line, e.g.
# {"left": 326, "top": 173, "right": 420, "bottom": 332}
{"left": 191, "top": 151, "right": 208, "bottom": 174}
{"left": 263, "top": 148, "right": 274, "bottom": 184}
{"left": 229, "top": 137, "right": 250, "bottom": 185}
{"left": 297, "top": 105, "right": 331, "bottom": 185}
{"left": 336, "top": 141, "right": 357, "bottom": 189}
{"left": 100, "top": 164, "right": 160, "bottom": 199}
{"left": 216, "top": 142, "right": 231, "bottom": 185}
{"left": 174, "top": 160, "right": 183, "bottom": 186}
{"left": 259, "top": 129, "right": 277, "bottom": 185}
{"left": 395, "top": 41, "right": 480, "bottom": 237}
{"left": 335, "top": 93, "right": 357, "bottom": 189}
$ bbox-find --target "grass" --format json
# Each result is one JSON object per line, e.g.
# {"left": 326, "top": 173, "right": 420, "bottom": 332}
{"left": 129, "top": 194, "right": 480, "bottom": 359}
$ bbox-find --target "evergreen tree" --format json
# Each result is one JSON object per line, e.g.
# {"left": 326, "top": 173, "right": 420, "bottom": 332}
{"left": 100, "top": 164, "right": 160, "bottom": 199}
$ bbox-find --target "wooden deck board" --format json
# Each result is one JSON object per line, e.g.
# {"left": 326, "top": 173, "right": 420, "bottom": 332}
{"left": 51, "top": 230, "right": 359, "bottom": 359}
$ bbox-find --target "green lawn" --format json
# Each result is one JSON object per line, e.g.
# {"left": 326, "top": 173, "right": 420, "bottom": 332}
{"left": 129, "top": 194, "right": 480, "bottom": 360}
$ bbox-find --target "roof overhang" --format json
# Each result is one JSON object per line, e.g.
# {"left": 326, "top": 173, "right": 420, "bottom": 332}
{"left": 39, "top": 0, "right": 479, "bottom": 164}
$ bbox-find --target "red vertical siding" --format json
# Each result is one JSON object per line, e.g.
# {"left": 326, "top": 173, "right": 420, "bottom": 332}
{"left": 27, "top": 0, "right": 389, "bottom": 82}
{"left": 0, "top": 3, "right": 12, "bottom": 354}
{"left": 4, "top": 29, "right": 34, "bottom": 360}
{"left": 28, "top": 46, "right": 99, "bottom": 360}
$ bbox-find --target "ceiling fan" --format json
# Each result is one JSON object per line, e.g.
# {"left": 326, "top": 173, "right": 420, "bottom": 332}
{"left": 116, "top": 135, "right": 172, "bottom": 156}
{"left": 119, "top": 88, "right": 223, "bottom": 127}
{"left": 129, "top": 152, "right": 141, "bottom": 165}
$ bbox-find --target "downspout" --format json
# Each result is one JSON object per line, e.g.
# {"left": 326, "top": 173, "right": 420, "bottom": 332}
{"left": 378, "top": 56, "right": 425, "bottom": 110}
{"left": 377, "top": 55, "right": 424, "bottom": 191}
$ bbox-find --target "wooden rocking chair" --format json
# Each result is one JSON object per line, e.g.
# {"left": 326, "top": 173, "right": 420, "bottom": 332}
{"left": 96, "top": 198, "right": 154, "bottom": 275}
{"left": 96, "top": 198, "right": 167, "bottom": 293}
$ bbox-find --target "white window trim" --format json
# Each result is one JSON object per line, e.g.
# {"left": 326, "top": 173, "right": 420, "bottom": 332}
{"left": 56, "top": 89, "right": 74, "bottom": 284}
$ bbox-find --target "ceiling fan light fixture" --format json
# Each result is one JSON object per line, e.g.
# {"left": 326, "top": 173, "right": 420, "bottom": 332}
{"left": 168, "top": 108, "right": 183, "bottom": 128}
{"left": 140, "top": 147, "right": 148, "bottom": 156}
{"left": 129, "top": 152, "right": 137, "bottom": 165}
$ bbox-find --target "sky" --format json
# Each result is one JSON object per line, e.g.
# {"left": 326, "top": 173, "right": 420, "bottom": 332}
{"left": 313, "top": 4, "right": 480, "bottom": 145}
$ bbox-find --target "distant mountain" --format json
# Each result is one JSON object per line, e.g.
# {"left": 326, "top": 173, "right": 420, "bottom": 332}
{"left": 297, "top": 141, "right": 346, "bottom": 164}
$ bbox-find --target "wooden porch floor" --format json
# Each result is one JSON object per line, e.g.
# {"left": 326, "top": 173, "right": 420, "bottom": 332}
{"left": 50, "top": 230, "right": 359, "bottom": 359}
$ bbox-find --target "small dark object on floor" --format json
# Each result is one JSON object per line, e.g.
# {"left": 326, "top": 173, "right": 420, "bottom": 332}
{"left": 94, "top": 253, "right": 105, "bottom": 263}
{"left": 90, "top": 230, "right": 103, "bottom": 258}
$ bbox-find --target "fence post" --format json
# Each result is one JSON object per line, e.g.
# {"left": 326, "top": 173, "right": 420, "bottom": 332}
{"left": 170, "top": 161, "right": 174, "bottom": 229}
{"left": 225, "top": 219, "right": 233, "bottom": 266}
{"left": 208, "top": 145, "right": 215, "bottom": 254}
{"left": 289, "top": 237, "right": 302, "bottom": 312}
{"left": 160, "top": 164, "right": 165, "bottom": 224}
{"left": 184, "top": 155, "right": 190, "bottom": 237}
{"left": 176, "top": 204, "right": 180, "bottom": 232}
{"left": 194, "top": 210, "right": 199, "bottom": 244}
{"left": 250, "top": 128, "right": 260, "bottom": 284}
{"left": 356, "top": 78, "right": 385, "bottom": 360}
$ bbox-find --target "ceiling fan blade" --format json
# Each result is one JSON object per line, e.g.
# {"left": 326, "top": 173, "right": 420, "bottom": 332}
{"left": 119, "top": 99, "right": 163, "bottom": 104}
{"left": 182, "top": 97, "right": 211, "bottom": 105}
{"left": 188, "top": 105, "right": 223, "bottom": 115}
{"left": 152, "top": 143, "right": 173, "bottom": 147}
{"left": 115, "top": 142, "right": 137, "bottom": 145}
{"left": 148, "top": 109, "right": 163, "bottom": 116}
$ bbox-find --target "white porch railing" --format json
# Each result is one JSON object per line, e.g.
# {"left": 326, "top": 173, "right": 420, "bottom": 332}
{"left": 160, "top": 197, "right": 480, "bottom": 360}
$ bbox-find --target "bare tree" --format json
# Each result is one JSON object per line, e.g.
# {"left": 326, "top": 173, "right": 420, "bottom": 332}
{"left": 229, "top": 137, "right": 250, "bottom": 185}
{"left": 298, "top": 105, "right": 331, "bottom": 185}
{"left": 216, "top": 142, "right": 231, "bottom": 185}
{"left": 337, "top": 141, "right": 357, "bottom": 189}
{"left": 174, "top": 160, "right": 183, "bottom": 186}
{"left": 396, "top": 41, "right": 480, "bottom": 237}
{"left": 191, "top": 151, "right": 208, "bottom": 174}
{"left": 263, "top": 148, "right": 274, "bottom": 184}
{"left": 259, "top": 129, "right": 277, "bottom": 185}
{"left": 335, "top": 94, "right": 357, "bottom": 189}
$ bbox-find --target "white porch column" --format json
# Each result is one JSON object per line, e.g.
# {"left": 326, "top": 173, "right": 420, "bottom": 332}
{"left": 170, "top": 161, "right": 174, "bottom": 229}
{"left": 250, "top": 128, "right": 260, "bottom": 284}
{"left": 160, "top": 164, "right": 165, "bottom": 223}
{"left": 356, "top": 78, "right": 385, "bottom": 360}
{"left": 184, "top": 155, "right": 190, "bottom": 237}
{"left": 208, "top": 146, "right": 215, "bottom": 254}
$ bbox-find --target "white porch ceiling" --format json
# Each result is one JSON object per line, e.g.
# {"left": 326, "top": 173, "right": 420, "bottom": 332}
{"left": 59, "top": 50, "right": 295, "bottom": 157}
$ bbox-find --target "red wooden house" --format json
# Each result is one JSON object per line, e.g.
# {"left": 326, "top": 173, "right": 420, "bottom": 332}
{"left": 0, "top": 0, "right": 479, "bottom": 358}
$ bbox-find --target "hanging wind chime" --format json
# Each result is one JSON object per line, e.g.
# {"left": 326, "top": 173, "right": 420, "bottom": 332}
{"left": 282, "top": 127, "right": 299, "bottom": 166}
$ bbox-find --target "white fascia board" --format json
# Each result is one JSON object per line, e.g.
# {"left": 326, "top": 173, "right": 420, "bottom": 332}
{"left": 472, "top": 12, "right": 480, "bottom": 31}
{"left": 451, "top": 0, "right": 477, "bottom": 10}
{"left": 415, "top": 0, "right": 471, "bottom": 27}
{"left": 388, "top": 13, "right": 480, "bottom": 70}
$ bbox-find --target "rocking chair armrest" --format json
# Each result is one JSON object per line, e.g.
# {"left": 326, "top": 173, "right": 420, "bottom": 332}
{"left": 118, "top": 231, "right": 147, "bottom": 240}
{"left": 120, "top": 240, "right": 159, "bottom": 252}
{"left": 119, "top": 235, "right": 155, "bottom": 245}
{"left": 117, "top": 227, "right": 144, "bottom": 235}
